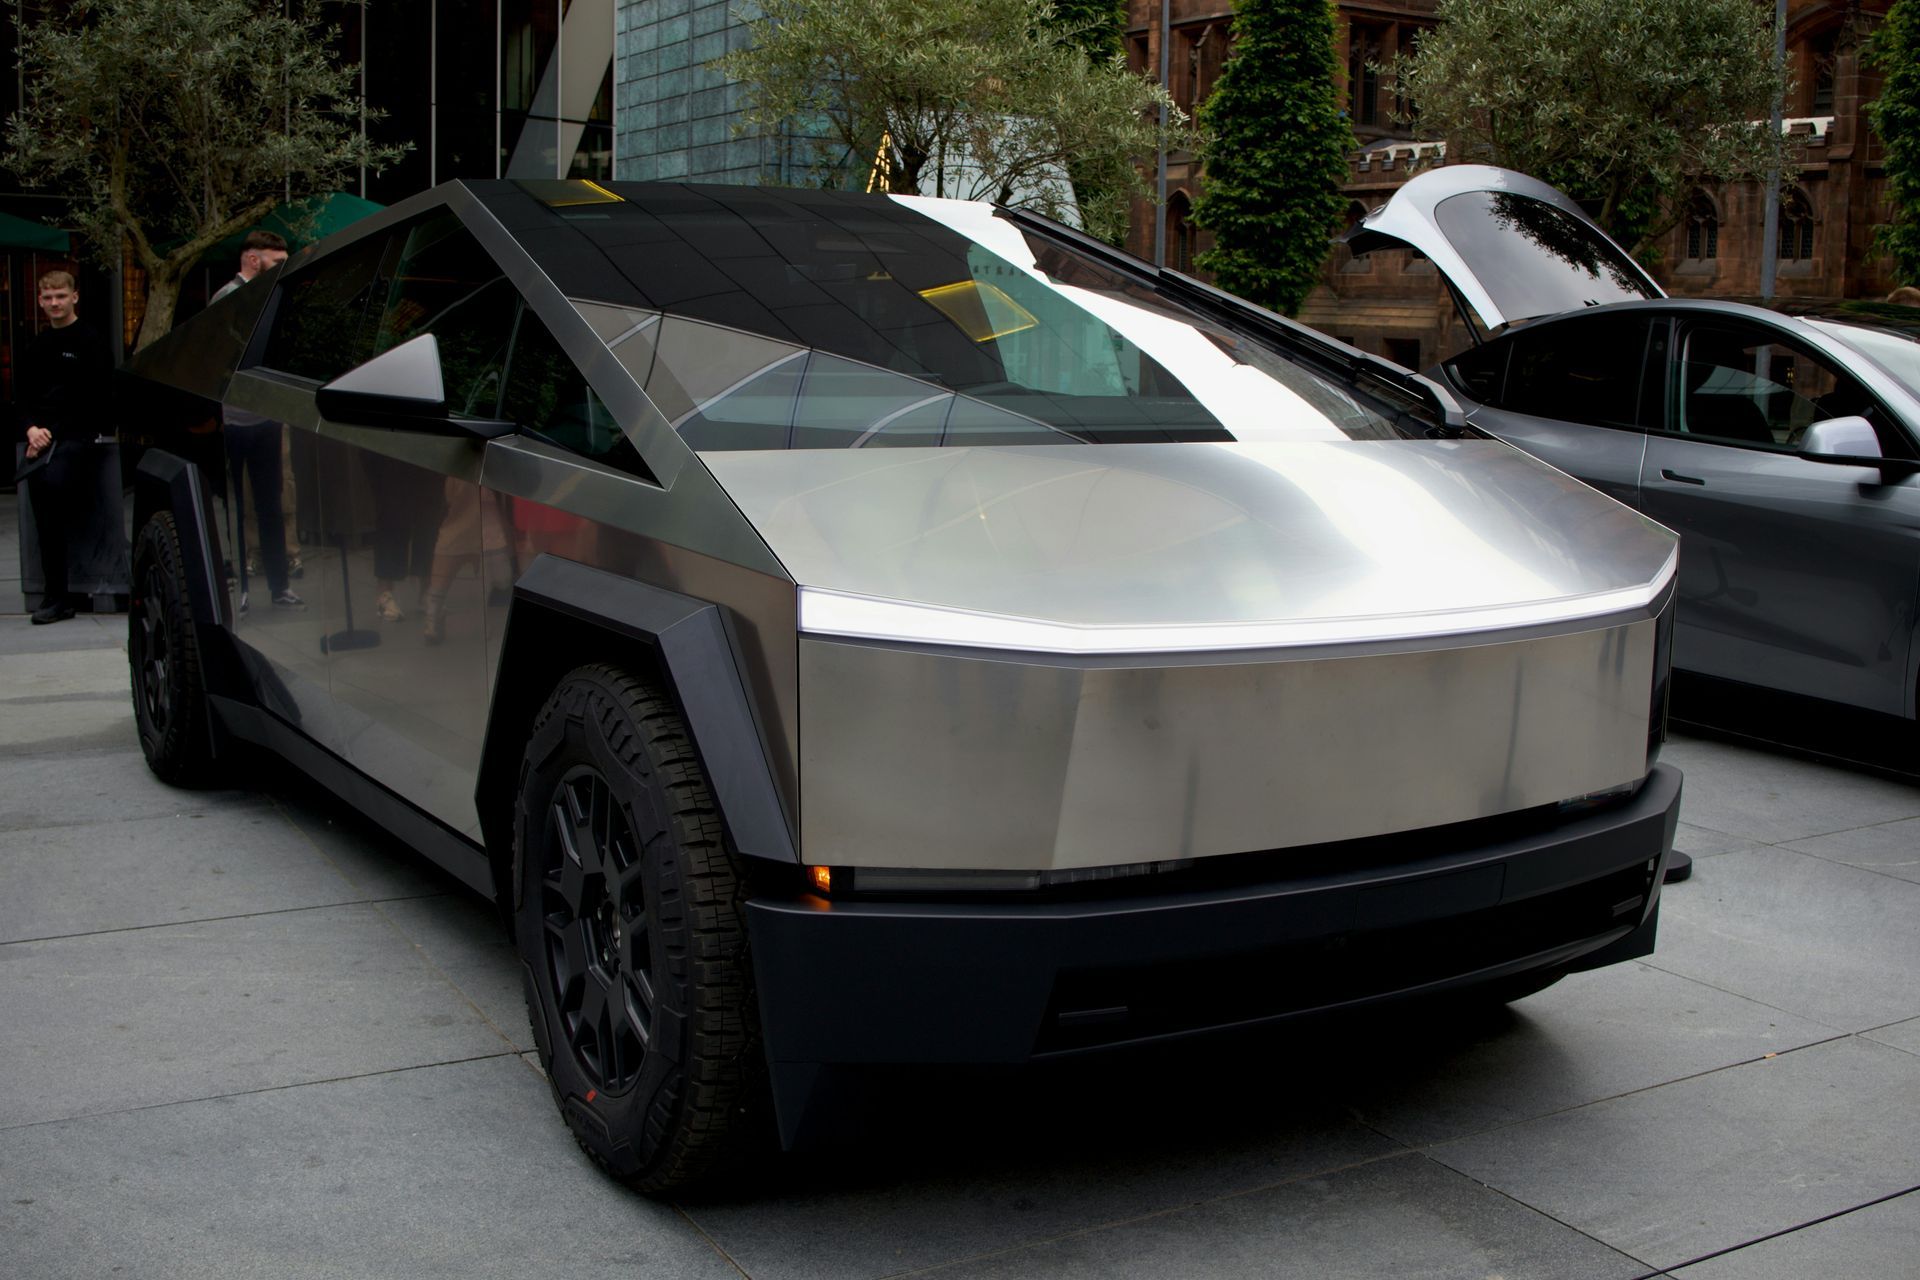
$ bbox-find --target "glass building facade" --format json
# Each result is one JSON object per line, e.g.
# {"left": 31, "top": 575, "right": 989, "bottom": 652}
{"left": 613, "top": 0, "right": 824, "bottom": 185}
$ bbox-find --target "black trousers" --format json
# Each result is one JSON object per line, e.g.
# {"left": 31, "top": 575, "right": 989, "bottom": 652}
{"left": 25, "top": 441, "right": 78, "bottom": 601}
{"left": 226, "top": 421, "right": 288, "bottom": 596}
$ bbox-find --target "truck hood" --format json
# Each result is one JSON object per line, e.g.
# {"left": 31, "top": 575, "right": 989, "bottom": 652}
{"left": 701, "top": 440, "right": 1677, "bottom": 654}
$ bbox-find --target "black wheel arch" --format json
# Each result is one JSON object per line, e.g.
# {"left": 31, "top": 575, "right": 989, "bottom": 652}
{"left": 477, "top": 555, "right": 798, "bottom": 909}
{"left": 132, "top": 449, "right": 250, "bottom": 759}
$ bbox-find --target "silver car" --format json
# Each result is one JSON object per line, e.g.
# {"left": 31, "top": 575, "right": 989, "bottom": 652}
{"left": 1348, "top": 164, "right": 1920, "bottom": 720}
{"left": 122, "top": 178, "right": 1680, "bottom": 1191}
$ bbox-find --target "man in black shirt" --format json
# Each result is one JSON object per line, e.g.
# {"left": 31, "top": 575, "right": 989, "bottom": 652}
{"left": 16, "top": 268, "right": 113, "bottom": 624}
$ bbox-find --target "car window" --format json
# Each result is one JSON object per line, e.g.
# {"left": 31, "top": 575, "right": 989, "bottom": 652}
{"left": 375, "top": 213, "right": 518, "bottom": 419}
{"left": 1673, "top": 325, "right": 1880, "bottom": 451}
{"left": 1809, "top": 320, "right": 1920, "bottom": 401}
{"left": 260, "top": 230, "right": 391, "bottom": 382}
{"left": 1495, "top": 313, "right": 1653, "bottom": 431}
{"left": 501, "top": 305, "right": 655, "bottom": 481}
{"left": 1442, "top": 340, "right": 1509, "bottom": 404}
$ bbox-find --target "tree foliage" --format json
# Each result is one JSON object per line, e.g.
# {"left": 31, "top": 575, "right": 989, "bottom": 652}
{"left": 1396, "top": 0, "right": 1794, "bottom": 252}
{"left": 1193, "top": 0, "right": 1352, "bottom": 316}
{"left": 4, "top": 0, "right": 401, "bottom": 348}
{"left": 1869, "top": 0, "right": 1920, "bottom": 284}
{"left": 717, "top": 0, "right": 1191, "bottom": 244}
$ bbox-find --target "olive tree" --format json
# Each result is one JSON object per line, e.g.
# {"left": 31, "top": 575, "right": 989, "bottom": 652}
{"left": 5, "top": 0, "right": 402, "bottom": 349}
{"left": 1869, "top": 0, "right": 1920, "bottom": 284}
{"left": 717, "top": 0, "right": 1190, "bottom": 244}
{"left": 1193, "top": 0, "right": 1353, "bottom": 315}
{"left": 1396, "top": 0, "right": 1794, "bottom": 251}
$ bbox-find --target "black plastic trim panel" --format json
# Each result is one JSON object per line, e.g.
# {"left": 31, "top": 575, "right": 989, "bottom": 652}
{"left": 478, "top": 554, "right": 797, "bottom": 865}
{"left": 211, "top": 695, "right": 494, "bottom": 897}
{"left": 748, "top": 762, "right": 1681, "bottom": 1146}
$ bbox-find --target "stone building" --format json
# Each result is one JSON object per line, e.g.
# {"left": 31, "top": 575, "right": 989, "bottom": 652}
{"left": 1124, "top": 0, "right": 1903, "bottom": 373}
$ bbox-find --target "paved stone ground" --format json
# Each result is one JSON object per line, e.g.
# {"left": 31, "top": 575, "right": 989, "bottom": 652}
{"left": 4, "top": 492, "right": 1919, "bottom": 1278}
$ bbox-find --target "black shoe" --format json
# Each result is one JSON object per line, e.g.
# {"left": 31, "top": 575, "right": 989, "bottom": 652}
{"left": 272, "top": 589, "right": 307, "bottom": 610}
{"left": 31, "top": 600, "right": 76, "bottom": 625}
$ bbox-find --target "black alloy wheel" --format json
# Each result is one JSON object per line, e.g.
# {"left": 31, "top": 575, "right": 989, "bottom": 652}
{"left": 514, "top": 663, "right": 764, "bottom": 1192}
{"left": 540, "top": 764, "right": 657, "bottom": 1094}
{"left": 129, "top": 512, "right": 215, "bottom": 785}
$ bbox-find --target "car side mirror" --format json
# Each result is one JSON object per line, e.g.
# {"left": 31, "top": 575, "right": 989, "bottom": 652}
{"left": 1798, "top": 415, "right": 1882, "bottom": 462}
{"left": 316, "top": 333, "right": 514, "bottom": 440}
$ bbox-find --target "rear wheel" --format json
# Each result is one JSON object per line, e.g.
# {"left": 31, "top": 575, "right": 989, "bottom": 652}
{"left": 129, "top": 513, "right": 215, "bottom": 786}
{"left": 513, "top": 663, "right": 763, "bottom": 1192}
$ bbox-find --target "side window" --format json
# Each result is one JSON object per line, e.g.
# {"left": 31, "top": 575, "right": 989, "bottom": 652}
{"left": 374, "top": 214, "right": 517, "bottom": 419}
{"left": 1499, "top": 314, "right": 1653, "bottom": 430}
{"left": 1675, "top": 325, "right": 1875, "bottom": 450}
{"left": 1443, "top": 340, "right": 1509, "bottom": 404}
{"left": 260, "top": 230, "right": 390, "bottom": 382}
{"left": 501, "top": 307, "right": 655, "bottom": 481}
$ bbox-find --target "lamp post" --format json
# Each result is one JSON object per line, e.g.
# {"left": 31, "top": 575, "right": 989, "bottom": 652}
{"left": 1760, "top": 0, "right": 1787, "bottom": 300}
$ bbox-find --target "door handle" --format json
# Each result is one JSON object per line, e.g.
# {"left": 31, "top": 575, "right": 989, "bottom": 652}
{"left": 1660, "top": 468, "right": 1706, "bottom": 486}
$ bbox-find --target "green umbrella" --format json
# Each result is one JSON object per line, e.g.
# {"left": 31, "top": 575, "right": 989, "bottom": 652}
{"left": 201, "top": 191, "right": 384, "bottom": 267}
{"left": 0, "top": 211, "right": 71, "bottom": 253}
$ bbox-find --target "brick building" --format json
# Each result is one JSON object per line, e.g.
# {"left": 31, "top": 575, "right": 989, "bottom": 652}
{"left": 1124, "top": 0, "right": 1903, "bottom": 373}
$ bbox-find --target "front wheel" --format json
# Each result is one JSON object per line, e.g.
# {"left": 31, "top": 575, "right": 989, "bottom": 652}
{"left": 129, "top": 512, "right": 215, "bottom": 786}
{"left": 513, "top": 663, "right": 764, "bottom": 1192}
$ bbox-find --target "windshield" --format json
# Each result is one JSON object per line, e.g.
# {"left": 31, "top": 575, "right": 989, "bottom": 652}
{"left": 1809, "top": 320, "right": 1920, "bottom": 400}
{"left": 542, "top": 186, "right": 1413, "bottom": 451}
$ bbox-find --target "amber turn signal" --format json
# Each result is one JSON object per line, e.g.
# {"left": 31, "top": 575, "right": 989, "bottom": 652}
{"left": 809, "top": 865, "right": 832, "bottom": 895}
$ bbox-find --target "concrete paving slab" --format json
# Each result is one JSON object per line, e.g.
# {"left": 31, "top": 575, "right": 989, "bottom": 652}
{"left": 0, "top": 646, "right": 127, "bottom": 697}
{"left": 0, "top": 747, "right": 268, "bottom": 832}
{"left": 1864, "top": 1016, "right": 1920, "bottom": 1058}
{"left": 0, "top": 904, "right": 513, "bottom": 1128}
{"left": 375, "top": 894, "right": 531, "bottom": 1052}
{"left": 0, "top": 806, "right": 396, "bottom": 943}
{"left": 1430, "top": 1035, "right": 1920, "bottom": 1273}
{"left": 1783, "top": 817, "right": 1920, "bottom": 885}
{"left": 1670, "top": 820, "right": 1760, "bottom": 859}
{"left": 0, "top": 1055, "right": 739, "bottom": 1280}
{"left": 1658, "top": 737, "right": 1920, "bottom": 845}
{"left": 1648, "top": 847, "right": 1920, "bottom": 1032}
{"left": 682, "top": 1052, "right": 1403, "bottom": 1280}
{"left": 267, "top": 777, "right": 463, "bottom": 902}
{"left": 0, "top": 613, "right": 126, "bottom": 652}
{"left": 0, "top": 692, "right": 137, "bottom": 755}
{"left": 1669, "top": 1189, "right": 1920, "bottom": 1279}
{"left": 1333, "top": 961, "right": 1840, "bottom": 1147}
{"left": 898, "top": 1152, "right": 1648, "bottom": 1280}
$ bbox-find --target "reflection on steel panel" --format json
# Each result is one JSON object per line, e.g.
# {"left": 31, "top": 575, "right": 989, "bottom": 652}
{"left": 800, "top": 615, "right": 1657, "bottom": 870}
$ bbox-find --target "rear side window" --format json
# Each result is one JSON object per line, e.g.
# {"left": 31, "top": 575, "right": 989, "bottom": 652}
{"left": 1499, "top": 314, "right": 1653, "bottom": 431}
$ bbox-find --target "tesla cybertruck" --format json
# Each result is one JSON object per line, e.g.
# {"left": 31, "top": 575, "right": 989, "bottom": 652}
{"left": 121, "top": 179, "right": 1681, "bottom": 1191}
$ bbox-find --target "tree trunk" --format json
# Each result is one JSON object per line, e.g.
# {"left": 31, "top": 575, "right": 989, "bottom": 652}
{"left": 134, "top": 271, "right": 183, "bottom": 352}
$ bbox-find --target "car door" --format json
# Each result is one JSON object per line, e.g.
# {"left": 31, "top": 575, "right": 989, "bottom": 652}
{"left": 1638, "top": 318, "right": 1920, "bottom": 714}
{"left": 1445, "top": 310, "right": 1662, "bottom": 508}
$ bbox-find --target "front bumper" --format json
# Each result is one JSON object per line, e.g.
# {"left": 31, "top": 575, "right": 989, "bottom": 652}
{"left": 747, "top": 763, "right": 1680, "bottom": 1138}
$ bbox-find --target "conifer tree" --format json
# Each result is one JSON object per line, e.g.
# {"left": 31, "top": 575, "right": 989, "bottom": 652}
{"left": 1193, "top": 0, "right": 1351, "bottom": 315}
{"left": 1869, "top": 0, "right": 1920, "bottom": 284}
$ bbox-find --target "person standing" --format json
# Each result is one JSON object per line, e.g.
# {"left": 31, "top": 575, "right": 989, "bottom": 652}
{"left": 15, "top": 268, "right": 113, "bottom": 625}
{"left": 212, "top": 230, "right": 303, "bottom": 610}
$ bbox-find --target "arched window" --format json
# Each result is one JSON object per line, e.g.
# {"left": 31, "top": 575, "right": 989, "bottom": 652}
{"left": 1778, "top": 190, "right": 1815, "bottom": 262}
{"left": 1685, "top": 192, "right": 1719, "bottom": 261}
{"left": 1168, "top": 191, "right": 1195, "bottom": 274}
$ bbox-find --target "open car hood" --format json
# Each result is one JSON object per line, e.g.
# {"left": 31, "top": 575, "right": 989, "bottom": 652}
{"left": 702, "top": 439, "right": 1677, "bottom": 654}
{"left": 1342, "top": 165, "right": 1664, "bottom": 333}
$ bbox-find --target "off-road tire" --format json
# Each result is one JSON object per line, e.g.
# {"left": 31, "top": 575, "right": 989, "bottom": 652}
{"left": 129, "top": 512, "right": 216, "bottom": 786}
{"left": 513, "top": 663, "right": 764, "bottom": 1193}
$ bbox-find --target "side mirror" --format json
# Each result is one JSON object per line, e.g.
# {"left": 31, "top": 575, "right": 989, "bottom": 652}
{"left": 1798, "top": 415, "right": 1882, "bottom": 462}
{"left": 316, "top": 334, "right": 514, "bottom": 440}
